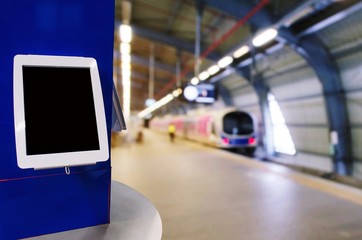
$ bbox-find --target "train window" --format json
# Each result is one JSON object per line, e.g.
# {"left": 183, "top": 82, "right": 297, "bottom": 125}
{"left": 223, "top": 112, "right": 254, "bottom": 135}
{"left": 211, "top": 123, "right": 216, "bottom": 135}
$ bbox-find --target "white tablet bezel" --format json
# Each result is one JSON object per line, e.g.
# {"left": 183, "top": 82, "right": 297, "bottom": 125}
{"left": 14, "top": 54, "right": 109, "bottom": 169}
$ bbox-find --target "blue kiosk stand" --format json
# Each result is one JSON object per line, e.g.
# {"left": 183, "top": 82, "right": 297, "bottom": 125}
{"left": 0, "top": 1, "right": 161, "bottom": 239}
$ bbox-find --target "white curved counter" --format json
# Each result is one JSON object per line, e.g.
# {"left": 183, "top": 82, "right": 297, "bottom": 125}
{"left": 24, "top": 181, "right": 162, "bottom": 240}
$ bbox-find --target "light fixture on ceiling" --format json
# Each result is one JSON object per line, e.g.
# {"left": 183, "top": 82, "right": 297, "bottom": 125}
{"left": 207, "top": 65, "right": 220, "bottom": 75}
{"left": 120, "top": 42, "right": 131, "bottom": 54}
{"left": 199, "top": 71, "right": 210, "bottom": 81}
{"left": 119, "top": 24, "right": 133, "bottom": 119}
{"left": 137, "top": 94, "right": 174, "bottom": 119}
{"left": 191, "top": 77, "right": 199, "bottom": 85}
{"left": 252, "top": 28, "right": 278, "bottom": 47}
{"left": 233, "top": 45, "right": 250, "bottom": 58}
{"left": 217, "top": 56, "right": 233, "bottom": 68}
{"left": 172, "top": 88, "right": 183, "bottom": 97}
{"left": 119, "top": 24, "right": 132, "bottom": 43}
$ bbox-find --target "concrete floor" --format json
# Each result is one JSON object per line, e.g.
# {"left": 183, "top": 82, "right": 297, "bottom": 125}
{"left": 111, "top": 129, "right": 362, "bottom": 240}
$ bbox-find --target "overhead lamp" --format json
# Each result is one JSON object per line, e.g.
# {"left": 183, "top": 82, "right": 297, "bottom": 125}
{"left": 233, "top": 45, "right": 250, "bottom": 58}
{"left": 217, "top": 56, "right": 233, "bottom": 68}
{"left": 191, "top": 77, "right": 199, "bottom": 85}
{"left": 119, "top": 24, "right": 132, "bottom": 43}
{"left": 122, "top": 69, "right": 131, "bottom": 78}
{"left": 252, "top": 28, "right": 278, "bottom": 47}
{"left": 122, "top": 61, "right": 131, "bottom": 70}
{"left": 137, "top": 94, "right": 174, "bottom": 119}
{"left": 173, "top": 89, "right": 182, "bottom": 97}
{"left": 120, "top": 43, "right": 131, "bottom": 54}
{"left": 199, "top": 71, "right": 210, "bottom": 81}
{"left": 207, "top": 65, "right": 220, "bottom": 75}
{"left": 159, "top": 94, "right": 174, "bottom": 106}
{"left": 121, "top": 54, "right": 131, "bottom": 63}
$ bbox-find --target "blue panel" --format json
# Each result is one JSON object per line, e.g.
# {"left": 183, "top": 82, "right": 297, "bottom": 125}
{"left": 0, "top": 169, "right": 111, "bottom": 239}
{"left": 0, "top": 0, "right": 114, "bottom": 238}
{"left": 222, "top": 136, "right": 254, "bottom": 146}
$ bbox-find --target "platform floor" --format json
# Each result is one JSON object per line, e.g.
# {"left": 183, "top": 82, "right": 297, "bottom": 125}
{"left": 111, "top": 129, "right": 362, "bottom": 240}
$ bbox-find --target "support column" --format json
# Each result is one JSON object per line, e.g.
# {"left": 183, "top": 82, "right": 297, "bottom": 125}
{"left": 279, "top": 28, "right": 352, "bottom": 175}
{"left": 149, "top": 43, "right": 155, "bottom": 100}
{"left": 195, "top": 0, "right": 204, "bottom": 76}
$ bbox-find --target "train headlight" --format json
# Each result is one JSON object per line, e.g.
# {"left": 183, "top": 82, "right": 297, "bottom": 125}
{"left": 222, "top": 137, "right": 229, "bottom": 144}
{"left": 248, "top": 137, "right": 256, "bottom": 145}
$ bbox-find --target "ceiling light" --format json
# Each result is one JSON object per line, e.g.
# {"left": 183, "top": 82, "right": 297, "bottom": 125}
{"left": 119, "top": 24, "right": 132, "bottom": 43}
{"left": 120, "top": 43, "right": 131, "bottom": 54}
{"left": 191, "top": 77, "right": 199, "bottom": 85}
{"left": 122, "top": 61, "right": 131, "bottom": 70}
{"left": 122, "top": 69, "right": 131, "bottom": 78}
{"left": 137, "top": 94, "right": 174, "bottom": 119}
{"left": 173, "top": 89, "right": 181, "bottom": 97}
{"left": 207, "top": 65, "right": 220, "bottom": 75}
{"left": 121, "top": 54, "right": 131, "bottom": 63}
{"left": 233, "top": 45, "right": 250, "bottom": 58}
{"left": 217, "top": 56, "right": 233, "bottom": 68}
{"left": 199, "top": 71, "right": 210, "bottom": 81}
{"left": 252, "top": 28, "right": 278, "bottom": 47}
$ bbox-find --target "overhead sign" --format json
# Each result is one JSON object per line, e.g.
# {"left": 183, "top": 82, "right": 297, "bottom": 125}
{"left": 183, "top": 84, "right": 216, "bottom": 104}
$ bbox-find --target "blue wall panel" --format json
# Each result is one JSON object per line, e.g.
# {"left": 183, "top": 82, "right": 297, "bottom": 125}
{"left": 0, "top": 0, "right": 114, "bottom": 238}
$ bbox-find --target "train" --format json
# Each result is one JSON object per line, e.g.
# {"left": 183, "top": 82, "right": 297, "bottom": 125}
{"left": 149, "top": 108, "right": 258, "bottom": 154}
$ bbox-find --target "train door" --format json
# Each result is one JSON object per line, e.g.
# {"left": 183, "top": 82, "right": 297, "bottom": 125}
{"left": 207, "top": 120, "right": 218, "bottom": 146}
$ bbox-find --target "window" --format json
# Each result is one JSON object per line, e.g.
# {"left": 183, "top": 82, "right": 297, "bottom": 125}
{"left": 268, "top": 93, "right": 296, "bottom": 155}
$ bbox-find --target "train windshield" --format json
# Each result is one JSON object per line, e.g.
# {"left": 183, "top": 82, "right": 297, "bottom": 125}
{"left": 223, "top": 112, "right": 254, "bottom": 135}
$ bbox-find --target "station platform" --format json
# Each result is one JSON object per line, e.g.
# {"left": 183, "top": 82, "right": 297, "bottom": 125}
{"left": 112, "top": 129, "right": 362, "bottom": 240}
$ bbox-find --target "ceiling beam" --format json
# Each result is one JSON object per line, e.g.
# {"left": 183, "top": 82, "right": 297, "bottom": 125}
{"left": 132, "top": 25, "right": 221, "bottom": 61}
{"left": 114, "top": 52, "right": 176, "bottom": 74}
{"left": 299, "top": 0, "right": 362, "bottom": 37}
{"left": 165, "top": 0, "right": 182, "bottom": 33}
{"left": 203, "top": 0, "right": 272, "bottom": 30}
{"left": 131, "top": 54, "right": 175, "bottom": 74}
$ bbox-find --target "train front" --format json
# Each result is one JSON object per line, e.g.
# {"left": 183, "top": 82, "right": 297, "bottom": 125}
{"left": 219, "top": 111, "right": 257, "bottom": 154}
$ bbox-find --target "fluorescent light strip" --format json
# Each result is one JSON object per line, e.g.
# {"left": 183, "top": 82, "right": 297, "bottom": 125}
{"left": 119, "top": 25, "right": 132, "bottom": 43}
{"left": 233, "top": 45, "right": 250, "bottom": 58}
{"left": 207, "top": 65, "right": 220, "bottom": 75}
{"left": 137, "top": 94, "right": 174, "bottom": 118}
{"left": 172, "top": 88, "right": 182, "bottom": 97}
{"left": 252, "top": 28, "right": 278, "bottom": 47}
{"left": 120, "top": 43, "right": 131, "bottom": 54}
{"left": 191, "top": 77, "right": 199, "bottom": 85}
{"left": 199, "top": 71, "right": 210, "bottom": 81}
{"left": 120, "top": 24, "right": 133, "bottom": 120}
{"left": 217, "top": 56, "right": 233, "bottom": 68}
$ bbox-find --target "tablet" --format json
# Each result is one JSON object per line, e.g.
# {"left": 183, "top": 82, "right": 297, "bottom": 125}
{"left": 14, "top": 55, "right": 109, "bottom": 169}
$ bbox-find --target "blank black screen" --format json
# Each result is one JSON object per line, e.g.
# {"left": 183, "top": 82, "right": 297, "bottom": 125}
{"left": 23, "top": 66, "right": 100, "bottom": 155}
